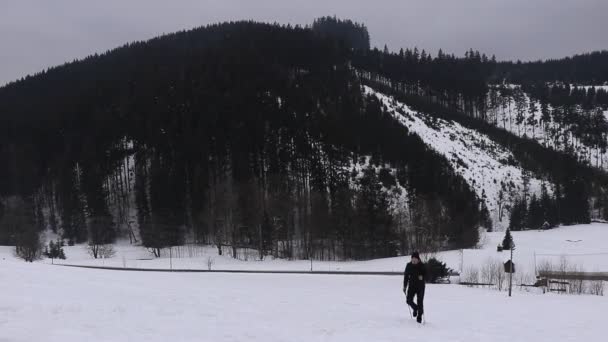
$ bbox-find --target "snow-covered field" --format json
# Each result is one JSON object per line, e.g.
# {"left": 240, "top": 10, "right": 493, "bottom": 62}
{"left": 4, "top": 224, "right": 608, "bottom": 277}
{"left": 1, "top": 224, "right": 607, "bottom": 341}
{"left": 1, "top": 257, "right": 606, "bottom": 342}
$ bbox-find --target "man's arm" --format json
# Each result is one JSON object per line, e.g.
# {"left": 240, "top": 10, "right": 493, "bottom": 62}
{"left": 403, "top": 263, "right": 410, "bottom": 291}
{"left": 420, "top": 263, "right": 427, "bottom": 282}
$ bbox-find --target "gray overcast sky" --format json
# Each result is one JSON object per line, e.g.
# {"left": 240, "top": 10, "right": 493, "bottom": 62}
{"left": 1, "top": 0, "right": 607, "bottom": 86}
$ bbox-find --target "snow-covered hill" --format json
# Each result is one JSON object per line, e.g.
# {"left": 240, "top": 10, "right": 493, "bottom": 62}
{"left": 364, "top": 86, "right": 551, "bottom": 230}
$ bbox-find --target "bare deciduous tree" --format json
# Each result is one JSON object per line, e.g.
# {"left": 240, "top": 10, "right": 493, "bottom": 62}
{"left": 589, "top": 281, "right": 604, "bottom": 296}
{"left": 480, "top": 258, "right": 496, "bottom": 285}
{"left": 462, "top": 266, "right": 480, "bottom": 286}
{"left": 15, "top": 231, "right": 43, "bottom": 262}
{"left": 495, "top": 262, "right": 506, "bottom": 291}
{"left": 88, "top": 215, "right": 116, "bottom": 259}
{"left": 3, "top": 197, "right": 43, "bottom": 262}
{"left": 87, "top": 244, "right": 116, "bottom": 259}
{"left": 569, "top": 264, "right": 585, "bottom": 295}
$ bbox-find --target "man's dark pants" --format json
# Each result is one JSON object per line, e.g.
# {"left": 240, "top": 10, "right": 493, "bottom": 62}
{"left": 406, "top": 285, "right": 425, "bottom": 315}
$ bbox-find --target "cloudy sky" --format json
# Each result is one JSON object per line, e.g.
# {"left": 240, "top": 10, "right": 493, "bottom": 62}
{"left": 1, "top": 0, "right": 607, "bottom": 86}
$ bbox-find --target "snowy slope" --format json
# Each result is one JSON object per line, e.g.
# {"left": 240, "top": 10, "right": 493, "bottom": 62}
{"left": 364, "top": 86, "right": 550, "bottom": 230}
{"left": 489, "top": 84, "right": 608, "bottom": 170}
{"left": 1, "top": 259, "right": 606, "bottom": 342}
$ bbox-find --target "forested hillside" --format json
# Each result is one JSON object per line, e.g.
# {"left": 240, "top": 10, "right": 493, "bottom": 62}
{"left": 350, "top": 23, "right": 608, "bottom": 232}
{"left": 1, "top": 18, "right": 607, "bottom": 262}
{"left": 0, "top": 21, "right": 485, "bottom": 261}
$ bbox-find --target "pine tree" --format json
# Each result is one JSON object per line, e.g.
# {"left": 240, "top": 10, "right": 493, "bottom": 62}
{"left": 538, "top": 184, "right": 551, "bottom": 226}
{"left": 502, "top": 229, "right": 515, "bottom": 250}
{"left": 509, "top": 197, "right": 528, "bottom": 231}
{"left": 527, "top": 194, "right": 543, "bottom": 230}
{"left": 44, "top": 239, "right": 66, "bottom": 261}
{"left": 437, "top": 49, "right": 444, "bottom": 60}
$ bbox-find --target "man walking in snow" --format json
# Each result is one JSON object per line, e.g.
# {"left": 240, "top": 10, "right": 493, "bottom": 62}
{"left": 403, "top": 251, "right": 426, "bottom": 323}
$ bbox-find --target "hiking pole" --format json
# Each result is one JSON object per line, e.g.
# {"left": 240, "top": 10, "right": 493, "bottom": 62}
{"left": 423, "top": 290, "right": 428, "bottom": 324}
{"left": 403, "top": 289, "right": 413, "bottom": 319}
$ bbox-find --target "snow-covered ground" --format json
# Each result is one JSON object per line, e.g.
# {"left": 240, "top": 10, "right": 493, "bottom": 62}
{"left": 2, "top": 224, "right": 607, "bottom": 340}
{"left": 3, "top": 224, "right": 607, "bottom": 279}
{"left": 1, "top": 257, "right": 606, "bottom": 342}
{"left": 365, "top": 86, "right": 550, "bottom": 230}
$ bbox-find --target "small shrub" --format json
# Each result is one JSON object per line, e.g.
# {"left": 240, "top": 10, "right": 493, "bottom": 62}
{"left": 426, "top": 258, "right": 449, "bottom": 283}
{"left": 44, "top": 240, "right": 66, "bottom": 261}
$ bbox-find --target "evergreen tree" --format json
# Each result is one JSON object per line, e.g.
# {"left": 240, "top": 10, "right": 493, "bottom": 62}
{"left": 311, "top": 16, "right": 370, "bottom": 50}
{"left": 540, "top": 183, "right": 557, "bottom": 228}
{"left": 426, "top": 257, "right": 450, "bottom": 283}
{"left": 527, "top": 194, "right": 544, "bottom": 230}
{"left": 509, "top": 197, "right": 528, "bottom": 231}
{"left": 502, "top": 229, "right": 515, "bottom": 250}
{"left": 44, "top": 240, "right": 66, "bottom": 261}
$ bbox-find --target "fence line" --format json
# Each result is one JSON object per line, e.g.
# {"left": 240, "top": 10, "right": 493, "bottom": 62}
{"left": 535, "top": 252, "right": 608, "bottom": 257}
{"left": 538, "top": 271, "right": 608, "bottom": 281}
{"left": 57, "top": 264, "right": 403, "bottom": 276}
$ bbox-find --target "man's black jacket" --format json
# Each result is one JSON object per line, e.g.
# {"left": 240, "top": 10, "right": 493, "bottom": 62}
{"left": 403, "top": 261, "right": 427, "bottom": 290}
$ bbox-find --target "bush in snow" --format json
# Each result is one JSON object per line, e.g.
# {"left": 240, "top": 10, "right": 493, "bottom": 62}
{"left": 14, "top": 227, "right": 43, "bottom": 263}
{"left": 426, "top": 257, "right": 450, "bottom": 283}
{"left": 44, "top": 240, "right": 66, "bottom": 261}
{"left": 15, "top": 236, "right": 43, "bottom": 262}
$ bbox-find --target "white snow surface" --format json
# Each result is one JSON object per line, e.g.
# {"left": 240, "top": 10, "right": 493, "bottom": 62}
{"left": 3, "top": 223, "right": 607, "bottom": 277}
{"left": 2, "top": 224, "right": 608, "bottom": 341}
{"left": 1, "top": 255, "right": 607, "bottom": 342}
{"left": 364, "top": 86, "right": 549, "bottom": 230}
